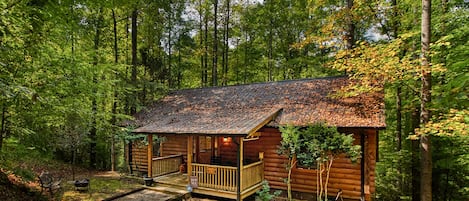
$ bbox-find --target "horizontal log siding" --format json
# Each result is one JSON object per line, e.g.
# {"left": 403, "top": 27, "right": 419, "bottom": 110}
{"left": 218, "top": 137, "right": 238, "bottom": 164}
{"left": 130, "top": 142, "right": 148, "bottom": 173}
{"left": 249, "top": 127, "right": 377, "bottom": 200}
{"left": 161, "top": 135, "right": 188, "bottom": 161}
{"left": 130, "top": 135, "right": 189, "bottom": 173}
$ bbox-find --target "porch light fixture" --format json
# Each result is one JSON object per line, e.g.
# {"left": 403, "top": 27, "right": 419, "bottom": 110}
{"left": 223, "top": 137, "right": 231, "bottom": 143}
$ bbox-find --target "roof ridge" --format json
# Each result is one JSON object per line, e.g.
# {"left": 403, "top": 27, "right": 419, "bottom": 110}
{"left": 168, "top": 75, "right": 348, "bottom": 93}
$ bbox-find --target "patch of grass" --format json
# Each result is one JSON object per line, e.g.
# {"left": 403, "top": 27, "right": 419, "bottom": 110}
{"left": 61, "top": 176, "right": 142, "bottom": 201}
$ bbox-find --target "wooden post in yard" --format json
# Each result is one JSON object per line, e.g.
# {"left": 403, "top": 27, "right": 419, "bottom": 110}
{"left": 148, "top": 134, "right": 153, "bottom": 177}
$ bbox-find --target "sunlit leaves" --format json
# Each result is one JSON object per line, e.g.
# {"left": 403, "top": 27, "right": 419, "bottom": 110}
{"left": 415, "top": 109, "right": 469, "bottom": 137}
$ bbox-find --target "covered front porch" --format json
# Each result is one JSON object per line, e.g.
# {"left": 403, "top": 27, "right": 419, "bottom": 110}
{"left": 146, "top": 134, "right": 266, "bottom": 201}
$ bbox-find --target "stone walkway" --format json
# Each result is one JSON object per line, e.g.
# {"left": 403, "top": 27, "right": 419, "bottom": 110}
{"left": 112, "top": 189, "right": 177, "bottom": 201}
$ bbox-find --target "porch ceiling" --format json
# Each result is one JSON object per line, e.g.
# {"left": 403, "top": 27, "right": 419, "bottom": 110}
{"left": 133, "top": 107, "right": 282, "bottom": 135}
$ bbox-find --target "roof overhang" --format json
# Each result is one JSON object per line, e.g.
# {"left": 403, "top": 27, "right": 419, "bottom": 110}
{"left": 133, "top": 108, "right": 283, "bottom": 136}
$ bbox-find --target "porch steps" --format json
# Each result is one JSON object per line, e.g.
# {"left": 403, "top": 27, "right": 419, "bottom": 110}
{"left": 154, "top": 172, "right": 189, "bottom": 188}
{"left": 144, "top": 173, "right": 191, "bottom": 200}
{"left": 146, "top": 183, "right": 190, "bottom": 196}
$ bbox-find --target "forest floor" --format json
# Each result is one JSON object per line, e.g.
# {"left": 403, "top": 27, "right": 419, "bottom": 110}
{"left": 1, "top": 162, "right": 227, "bottom": 201}
{"left": 1, "top": 167, "right": 230, "bottom": 201}
{"left": 1, "top": 166, "right": 143, "bottom": 201}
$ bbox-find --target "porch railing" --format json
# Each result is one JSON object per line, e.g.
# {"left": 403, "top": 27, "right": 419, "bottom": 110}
{"left": 191, "top": 161, "right": 264, "bottom": 192}
{"left": 191, "top": 163, "right": 237, "bottom": 192}
{"left": 152, "top": 154, "right": 183, "bottom": 177}
{"left": 242, "top": 161, "right": 264, "bottom": 191}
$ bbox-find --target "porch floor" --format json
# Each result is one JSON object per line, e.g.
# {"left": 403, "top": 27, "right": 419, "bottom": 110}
{"left": 154, "top": 172, "right": 188, "bottom": 188}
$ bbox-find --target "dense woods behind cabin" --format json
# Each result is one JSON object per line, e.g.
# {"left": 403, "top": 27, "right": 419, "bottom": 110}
{"left": 0, "top": 0, "right": 467, "bottom": 200}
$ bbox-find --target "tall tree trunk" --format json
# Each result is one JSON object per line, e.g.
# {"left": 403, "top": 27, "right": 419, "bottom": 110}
{"left": 243, "top": 29, "right": 248, "bottom": 84}
{"left": 177, "top": 49, "right": 182, "bottom": 88}
{"left": 0, "top": 104, "right": 6, "bottom": 151}
{"left": 204, "top": 9, "right": 209, "bottom": 87}
{"left": 222, "top": 0, "right": 230, "bottom": 86}
{"left": 130, "top": 9, "right": 138, "bottom": 115}
{"left": 168, "top": 5, "right": 173, "bottom": 88}
{"left": 199, "top": 0, "right": 205, "bottom": 87}
{"left": 110, "top": 9, "right": 119, "bottom": 172}
{"left": 392, "top": 0, "right": 403, "bottom": 195}
{"left": 268, "top": 0, "right": 273, "bottom": 81}
{"left": 90, "top": 8, "right": 103, "bottom": 169}
{"left": 212, "top": 0, "right": 218, "bottom": 86}
{"left": 420, "top": 0, "right": 432, "bottom": 200}
{"left": 346, "top": 0, "right": 355, "bottom": 50}
{"left": 391, "top": 0, "right": 401, "bottom": 152}
{"left": 411, "top": 106, "right": 421, "bottom": 201}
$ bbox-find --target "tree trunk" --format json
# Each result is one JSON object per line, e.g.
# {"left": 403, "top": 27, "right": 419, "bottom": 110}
{"left": 199, "top": 0, "right": 205, "bottom": 87}
{"left": 130, "top": 9, "right": 138, "bottom": 115}
{"left": 268, "top": 0, "right": 273, "bottom": 81}
{"left": 223, "top": 0, "right": 230, "bottom": 86}
{"left": 420, "top": 0, "right": 432, "bottom": 200}
{"left": 110, "top": 9, "right": 119, "bottom": 172}
{"left": 287, "top": 159, "right": 296, "bottom": 201}
{"left": 0, "top": 104, "right": 6, "bottom": 151}
{"left": 411, "top": 106, "right": 421, "bottom": 201}
{"left": 90, "top": 8, "right": 103, "bottom": 169}
{"left": 243, "top": 29, "right": 248, "bottom": 84}
{"left": 324, "top": 157, "right": 334, "bottom": 201}
{"left": 204, "top": 8, "right": 209, "bottom": 87}
{"left": 168, "top": 6, "right": 173, "bottom": 88}
{"left": 346, "top": 0, "right": 355, "bottom": 50}
{"left": 212, "top": 0, "right": 218, "bottom": 86}
{"left": 396, "top": 87, "right": 402, "bottom": 151}
{"left": 177, "top": 49, "right": 182, "bottom": 88}
{"left": 235, "top": 38, "right": 239, "bottom": 84}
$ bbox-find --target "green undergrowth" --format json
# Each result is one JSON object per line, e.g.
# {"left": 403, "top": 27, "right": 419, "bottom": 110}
{"left": 0, "top": 138, "right": 57, "bottom": 182}
{"left": 61, "top": 176, "right": 142, "bottom": 201}
{"left": 0, "top": 138, "right": 142, "bottom": 201}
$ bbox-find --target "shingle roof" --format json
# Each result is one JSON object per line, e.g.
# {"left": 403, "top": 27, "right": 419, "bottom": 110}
{"left": 131, "top": 76, "right": 385, "bottom": 135}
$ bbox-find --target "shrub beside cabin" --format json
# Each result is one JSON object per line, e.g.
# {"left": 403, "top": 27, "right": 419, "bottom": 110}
{"left": 125, "top": 76, "right": 385, "bottom": 201}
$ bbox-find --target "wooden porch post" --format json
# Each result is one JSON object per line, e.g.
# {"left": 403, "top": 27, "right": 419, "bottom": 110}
{"left": 187, "top": 136, "right": 193, "bottom": 182}
{"left": 147, "top": 134, "right": 153, "bottom": 177}
{"left": 236, "top": 137, "right": 244, "bottom": 201}
{"left": 196, "top": 136, "right": 200, "bottom": 162}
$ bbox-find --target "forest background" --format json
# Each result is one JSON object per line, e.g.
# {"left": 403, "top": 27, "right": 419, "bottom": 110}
{"left": 0, "top": 0, "right": 467, "bottom": 200}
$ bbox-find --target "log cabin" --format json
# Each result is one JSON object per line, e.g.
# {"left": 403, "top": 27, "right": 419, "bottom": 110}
{"left": 126, "top": 76, "right": 385, "bottom": 201}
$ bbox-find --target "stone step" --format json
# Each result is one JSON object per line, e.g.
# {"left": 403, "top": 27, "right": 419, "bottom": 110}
{"left": 146, "top": 183, "right": 190, "bottom": 196}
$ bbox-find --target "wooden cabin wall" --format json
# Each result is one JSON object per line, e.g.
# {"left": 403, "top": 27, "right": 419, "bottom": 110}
{"left": 250, "top": 127, "right": 378, "bottom": 200}
{"left": 129, "top": 140, "right": 148, "bottom": 173}
{"left": 128, "top": 135, "right": 189, "bottom": 173}
{"left": 161, "top": 135, "right": 188, "bottom": 161}
{"left": 218, "top": 137, "right": 264, "bottom": 165}
{"left": 218, "top": 137, "right": 238, "bottom": 165}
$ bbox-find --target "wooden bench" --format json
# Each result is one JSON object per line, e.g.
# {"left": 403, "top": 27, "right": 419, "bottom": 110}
{"left": 38, "top": 172, "right": 61, "bottom": 195}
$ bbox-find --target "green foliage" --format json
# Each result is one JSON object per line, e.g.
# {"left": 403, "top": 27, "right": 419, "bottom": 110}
{"left": 0, "top": 138, "right": 53, "bottom": 182}
{"left": 279, "top": 123, "right": 360, "bottom": 201}
{"left": 278, "top": 125, "right": 302, "bottom": 160}
{"left": 299, "top": 123, "right": 361, "bottom": 166}
{"left": 255, "top": 180, "right": 281, "bottom": 201}
{"left": 278, "top": 125, "right": 302, "bottom": 201}
{"left": 298, "top": 123, "right": 360, "bottom": 201}
{"left": 432, "top": 135, "right": 469, "bottom": 200}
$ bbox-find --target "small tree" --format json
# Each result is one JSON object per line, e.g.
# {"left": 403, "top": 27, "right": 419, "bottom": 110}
{"left": 58, "top": 110, "right": 90, "bottom": 180}
{"left": 298, "top": 123, "right": 361, "bottom": 201}
{"left": 278, "top": 125, "right": 302, "bottom": 201}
